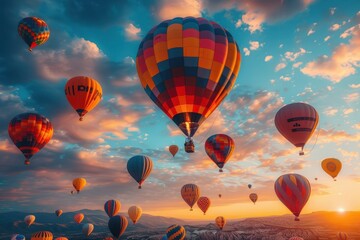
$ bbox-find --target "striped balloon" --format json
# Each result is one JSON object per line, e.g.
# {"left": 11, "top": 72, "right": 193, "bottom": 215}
{"left": 55, "top": 238, "right": 68, "bottom": 240}
{"left": 275, "top": 102, "right": 319, "bottom": 155}
{"left": 11, "top": 234, "right": 25, "bottom": 240}
{"left": 205, "top": 134, "right": 234, "bottom": 172}
{"left": 197, "top": 196, "right": 211, "bottom": 215}
{"left": 136, "top": 17, "right": 241, "bottom": 139}
{"left": 127, "top": 155, "right": 153, "bottom": 189}
{"left": 8, "top": 113, "right": 53, "bottom": 165}
{"left": 181, "top": 184, "right": 200, "bottom": 211}
{"left": 289, "top": 237, "right": 304, "bottom": 240}
{"left": 166, "top": 224, "right": 186, "bottom": 240}
{"left": 18, "top": 17, "right": 50, "bottom": 51}
{"left": 104, "top": 200, "right": 121, "bottom": 218}
{"left": 337, "top": 232, "right": 349, "bottom": 240}
{"left": 274, "top": 174, "right": 311, "bottom": 221}
{"left": 108, "top": 215, "right": 128, "bottom": 239}
{"left": 31, "top": 231, "right": 53, "bottom": 240}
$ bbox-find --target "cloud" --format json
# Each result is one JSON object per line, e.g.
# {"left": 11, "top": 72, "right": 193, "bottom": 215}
{"left": 125, "top": 23, "right": 141, "bottom": 40}
{"left": 307, "top": 29, "right": 315, "bottom": 36}
{"left": 293, "top": 62, "right": 303, "bottom": 68}
{"left": 280, "top": 76, "right": 291, "bottom": 81}
{"left": 275, "top": 63, "right": 287, "bottom": 71}
{"left": 324, "top": 36, "right": 331, "bottom": 42}
{"left": 158, "top": 0, "right": 202, "bottom": 20}
{"left": 243, "top": 48, "right": 250, "bottom": 56}
{"left": 301, "top": 24, "right": 360, "bottom": 83}
{"left": 235, "top": 19, "right": 242, "bottom": 28}
{"left": 316, "top": 129, "right": 360, "bottom": 145}
{"left": 343, "top": 108, "right": 354, "bottom": 115}
{"left": 349, "top": 84, "right": 360, "bottom": 88}
{"left": 249, "top": 41, "right": 260, "bottom": 50}
{"left": 343, "top": 92, "right": 359, "bottom": 103}
{"left": 284, "top": 48, "right": 307, "bottom": 61}
{"left": 324, "top": 107, "right": 338, "bottom": 116}
{"left": 242, "top": 11, "right": 266, "bottom": 33}
{"left": 330, "top": 7, "right": 336, "bottom": 15}
{"left": 330, "top": 23, "right": 341, "bottom": 31}
{"left": 265, "top": 55, "right": 273, "bottom": 62}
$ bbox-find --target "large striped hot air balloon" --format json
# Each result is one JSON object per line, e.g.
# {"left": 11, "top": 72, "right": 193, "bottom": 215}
{"left": 30, "top": 231, "right": 53, "bottom": 240}
{"left": 8, "top": 113, "right": 53, "bottom": 165}
{"left": 205, "top": 134, "right": 234, "bottom": 172}
{"left": 197, "top": 196, "right": 211, "bottom": 215}
{"left": 24, "top": 215, "right": 35, "bottom": 227}
{"left": 337, "top": 232, "right": 349, "bottom": 240}
{"left": 65, "top": 76, "right": 103, "bottom": 121}
{"left": 166, "top": 224, "right": 186, "bottom": 240}
{"left": 18, "top": 17, "right": 50, "bottom": 51}
{"left": 104, "top": 200, "right": 121, "bottom": 218}
{"left": 321, "top": 158, "right": 342, "bottom": 181}
{"left": 108, "top": 215, "right": 128, "bottom": 239}
{"left": 136, "top": 17, "right": 241, "bottom": 152}
{"left": 11, "top": 234, "right": 25, "bottom": 240}
{"left": 72, "top": 178, "right": 87, "bottom": 193}
{"left": 127, "top": 155, "right": 153, "bottom": 189}
{"left": 274, "top": 174, "right": 311, "bottom": 221}
{"left": 275, "top": 103, "right": 319, "bottom": 155}
{"left": 73, "top": 213, "right": 84, "bottom": 224}
{"left": 181, "top": 184, "right": 200, "bottom": 211}
{"left": 128, "top": 206, "right": 142, "bottom": 224}
{"left": 215, "top": 216, "right": 226, "bottom": 230}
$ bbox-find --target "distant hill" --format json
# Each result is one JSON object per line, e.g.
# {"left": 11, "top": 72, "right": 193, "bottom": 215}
{"left": 1, "top": 210, "right": 358, "bottom": 240}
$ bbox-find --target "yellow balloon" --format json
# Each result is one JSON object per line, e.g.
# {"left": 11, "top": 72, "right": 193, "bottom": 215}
{"left": 72, "top": 178, "right": 87, "bottom": 193}
{"left": 128, "top": 206, "right": 142, "bottom": 224}
{"left": 321, "top": 158, "right": 342, "bottom": 180}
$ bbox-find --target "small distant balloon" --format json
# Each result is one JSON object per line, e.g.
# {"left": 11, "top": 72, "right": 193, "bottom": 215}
{"left": 218, "top": 194, "right": 222, "bottom": 198}
{"left": 72, "top": 178, "right": 87, "bottom": 193}
{"left": 215, "top": 216, "right": 226, "bottom": 230}
{"left": 169, "top": 145, "right": 179, "bottom": 157}
{"left": 166, "top": 224, "right": 186, "bottom": 240}
{"left": 24, "top": 215, "right": 35, "bottom": 227}
{"left": 55, "top": 209, "right": 63, "bottom": 217}
{"left": 74, "top": 213, "right": 84, "bottom": 224}
{"left": 248, "top": 184, "right": 252, "bottom": 189}
{"left": 321, "top": 158, "right": 342, "bottom": 181}
{"left": 197, "top": 197, "right": 211, "bottom": 215}
{"left": 18, "top": 17, "right": 50, "bottom": 51}
{"left": 11, "top": 234, "right": 25, "bottom": 240}
{"left": 82, "top": 223, "right": 94, "bottom": 237}
{"left": 249, "top": 193, "right": 258, "bottom": 204}
{"left": 315, "top": 178, "right": 318, "bottom": 181}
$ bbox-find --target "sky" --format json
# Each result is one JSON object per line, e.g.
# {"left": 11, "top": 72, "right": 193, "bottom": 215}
{"left": 0, "top": 0, "right": 359, "bottom": 221}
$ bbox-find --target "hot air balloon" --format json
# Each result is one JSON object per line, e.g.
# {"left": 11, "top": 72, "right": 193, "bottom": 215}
{"left": 169, "top": 145, "right": 179, "bottom": 157}
{"left": 11, "top": 234, "right": 25, "bottom": 240}
{"left": 18, "top": 17, "right": 50, "bottom": 51}
{"left": 108, "top": 215, "right": 128, "bottom": 239}
{"left": 128, "top": 206, "right": 142, "bottom": 224}
{"left": 215, "top": 216, "right": 226, "bottom": 230}
{"left": 205, "top": 134, "right": 234, "bottom": 172}
{"left": 55, "top": 209, "right": 63, "bottom": 217}
{"left": 248, "top": 184, "right": 252, "bottom": 189}
{"left": 72, "top": 178, "right": 86, "bottom": 193}
{"left": 166, "top": 224, "right": 186, "bottom": 240}
{"left": 275, "top": 102, "right": 319, "bottom": 155}
{"left": 136, "top": 17, "right": 241, "bottom": 153}
{"left": 337, "top": 232, "right": 349, "bottom": 240}
{"left": 322, "top": 158, "right": 342, "bottom": 181}
{"left": 103, "top": 238, "right": 113, "bottom": 240}
{"left": 65, "top": 76, "right": 103, "bottom": 121}
{"left": 8, "top": 113, "right": 53, "bottom": 165}
{"left": 181, "top": 184, "right": 200, "bottom": 211}
{"left": 127, "top": 155, "right": 153, "bottom": 189}
{"left": 30, "top": 231, "right": 53, "bottom": 240}
{"left": 289, "top": 237, "right": 304, "bottom": 240}
{"left": 74, "top": 213, "right": 84, "bottom": 224}
{"left": 161, "top": 235, "right": 168, "bottom": 240}
{"left": 24, "top": 215, "right": 35, "bottom": 227}
{"left": 82, "top": 223, "right": 94, "bottom": 237}
{"left": 54, "top": 238, "right": 68, "bottom": 240}
{"left": 197, "top": 196, "right": 211, "bottom": 215}
{"left": 104, "top": 200, "right": 121, "bottom": 218}
{"left": 249, "top": 193, "right": 258, "bottom": 204}
{"left": 218, "top": 194, "right": 222, "bottom": 198}
{"left": 274, "top": 174, "right": 311, "bottom": 221}
{"left": 315, "top": 178, "right": 318, "bottom": 181}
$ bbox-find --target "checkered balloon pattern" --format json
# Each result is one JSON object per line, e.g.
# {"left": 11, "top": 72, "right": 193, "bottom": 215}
{"left": 18, "top": 17, "right": 50, "bottom": 51}
{"left": 205, "top": 134, "right": 234, "bottom": 171}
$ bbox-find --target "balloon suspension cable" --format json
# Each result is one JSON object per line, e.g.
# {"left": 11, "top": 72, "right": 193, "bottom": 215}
{"left": 219, "top": 168, "right": 223, "bottom": 172}
{"left": 24, "top": 159, "right": 30, "bottom": 165}
{"left": 304, "top": 122, "right": 321, "bottom": 155}
{"left": 299, "top": 147, "right": 304, "bottom": 156}
{"left": 28, "top": 48, "right": 32, "bottom": 52}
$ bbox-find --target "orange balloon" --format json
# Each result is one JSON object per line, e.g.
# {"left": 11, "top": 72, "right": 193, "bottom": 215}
{"left": 249, "top": 193, "right": 258, "bottom": 204}
{"left": 215, "top": 216, "right": 226, "bottom": 230}
{"left": 72, "top": 178, "right": 86, "bottom": 193}
{"left": 65, "top": 76, "right": 102, "bottom": 121}
{"left": 322, "top": 158, "right": 342, "bottom": 180}
{"left": 73, "top": 213, "right": 84, "bottom": 224}
{"left": 181, "top": 184, "right": 200, "bottom": 211}
{"left": 197, "top": 196, "right": 211, "bottom": 215}
{"left": 31, "top": 231, "right": 53, "bottom": 240}
{"left": 128, "top": 206, "right": 142, "bottom": 224}
{"left": 169, "top": 145, "right": 179, "bottom": 157}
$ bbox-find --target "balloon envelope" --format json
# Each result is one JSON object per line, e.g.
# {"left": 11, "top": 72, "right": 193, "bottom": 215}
{"left": 73, "top": 213, "right": 84, "bottom": 224}
{"left": 275, "top": 103, "right": 319, "bottom": 155}
{"left": 181, "top": 184, "right": 200, "bottom": 211}
{"left": 127, "top": 155, "right": 153, "bottom": 189}
{"left": 18, "top": 17, "right": 50, "bottom": 51}
{"left": 215, "top": 216, "right": 226, "bottom": 230}
{"left": 82, "top": 223, "right": 94, "bottom": 237}
{"left": 274, "top": 174, "right": 311, "bottom": 221}
{"left": 169, "top": 145, "right": 179, "bottom": 157}
{"left": 24, "top": 215, "right": 35, "bottom": 227}
{"left": 197, "top": 196, "right": 211, "bottom": 215}
{"left": 166, "top": 224, "right": 186, "bottom": 240}
{"left": 8, "top": 113, "right": 53, "bottom": 165}
{"left": 128, "top": 206, "right": 142, "bottom": 224}
{"left": 321, "top": 158, "right": 342, "bottom": 180}
{"left": 337, "top": 232, "right": 349, "bottom": 240}
{"left": 136, "top": 17, "right": 241, "bottom": 139}
{"left": 55, "top": 209, "right": 63, "bottom": 217}
{"left": 104, "top": 200, "right": 121, "bottom": 218}
{"left": 65, "top": 76, "right": 103, "bottom": 121}
{"left": 205, "top": 134, "right": 234, "bottom": 172}
{"left": 72, "top": 178, "right": 87, "bottom": 193}
{"left": 249, "top": 193, "right": 258, "bottom": 204}
{"left": 30, "top": 231, "right": 53, "bottom": 240}
{"left": 108, "top": 215, "right": 128, "bottom": 239}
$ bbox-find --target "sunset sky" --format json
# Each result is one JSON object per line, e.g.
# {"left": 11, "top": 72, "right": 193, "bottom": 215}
{"left": 0, "top": 0, "right": 359, "bottom": 221}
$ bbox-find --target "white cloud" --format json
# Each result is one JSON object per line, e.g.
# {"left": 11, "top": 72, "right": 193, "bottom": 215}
{"left": 280, "top": 76, "right": 291, "bottom": 81}
{"left": 324, "top": 36, "right": 330, "bottom": 42}
{"left": 330, "top": 23, "right": 341, "bottom": 31}
{"left": 343, "top": 93, "right": 359, "bottom": 103}
{"left": 125, "top": 23, "right": 141, "bottom": 40}
{"left": 235, "top": 19, "right": 242, "bottom": 28}
{"left": 250, "top": 41, "right": 260, "bottom": 50}
{"left": 330, "top": 7, "right": 336, "bottom": 15}
{"left": 243, "top": 48, "right": 250, "bottom": 56}
{"left": 284, "top": 48, "right": 307, "bottom": 61}
{"left": 242, "top": 11, "right": 265, "bottom": 33}
{"left": 265, "top": 55, "right": 273, "bottom": 62}
{"left": 324, "top": 107, "right": 338, "bottom": 116}
{"left": 349, "top": 84, "right": 360, "bottom": 88}
{"left": 275, "top": 63, "right": 286, "bottom": 71}
{"left": 307, "top": 29, "right": 315, "bottom": 36}
{"left": 343, "top": 108, "right": 354, "bottom": 115}
{"left": 158, "top": 0, "right": 201, "bottom": 20}
{"left": 293, "top": 62, "right": 302, "bottom": 68}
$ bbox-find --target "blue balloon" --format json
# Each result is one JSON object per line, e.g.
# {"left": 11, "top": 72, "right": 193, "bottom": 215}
{"left": 127, "top": 155, "right": 153, "bottom": 189}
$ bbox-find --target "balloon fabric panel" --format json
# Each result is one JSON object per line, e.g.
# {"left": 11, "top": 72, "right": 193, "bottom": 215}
{"left": 18, "top": 17, "right": 50, "bottom": 50}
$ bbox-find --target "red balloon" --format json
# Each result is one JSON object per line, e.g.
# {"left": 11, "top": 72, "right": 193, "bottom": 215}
{"left": 275, "top": 103, "right": 319, "bottom": 155}
{"left": 205, "top": 134, "right": 234, "bottom": 172}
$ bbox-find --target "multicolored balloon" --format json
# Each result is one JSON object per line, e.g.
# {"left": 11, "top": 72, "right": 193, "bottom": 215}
{"left": 8, "top": 113, "right": 53, "bottom": 165}
{"left": 65, "top": 76, "right": 103, "bottom": 121}
{"left": 104, "top": 200, "right": 121, "bottom": 218}
{"left": 275, "top": 103, "right": 319, "bottom": 155}
{"left": 274, "top": 174, "right": 311, "bottom": 221}
{"left": 249, "top": 193, "right": 258, "bottom": 204}
{"left": 166, "top": 224, "right": 186, "bottom": 240}
{"left": 55, "top": 209, "right": 63, "bottom": 217}
{"left": 30, "top": 231, "right": 53, "bottom": 240}
{"left": 136, "top": 17, "right": 241, "bottom": 149}
{"left": 82, "top": 223, "right": 94, "bottom": 237}
{"left": 72, "top": 178, "right": 87, "bottom": 193}
{"left": 127, "top": 155, "right": 153, "bottom": 189}
{"left": 321, "top": 158, "right": 342, "bottom": 181}
{"left": 181, "top": 184, "right": 200, "bottom": 211}
{"left": 128, "top": 206, "right": 142, "bottom": 224}
{"left": 11, "top": 234, "right": 25, "bottom": 240}
{"left": 73, "top": 213, "right": 84, "bottom": 224}
{"left": 197, "top": 196, "right": 211, "bottom": 215}
{"left": 289, "top": 237, "right": 304, "bottom": 240}
{"left": 169, "top": 145, "right": 179, "bottom": 157}
{"left": 215, "top": 216, "right": 226, "bottom": 230}
{"left": 108, "top": 215, "right": 128, "bottom": 239}
{"left": 205, "top": 134, "right": 235, "bottom": 172}
{"left": 18, "top": 17, "right": 50, "bottom": 51}
{"left": 337, "top": 232, "right": 349, "bottom": 240}
{"left": 24, "top": 215, "right": 35, "bottom": 227}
